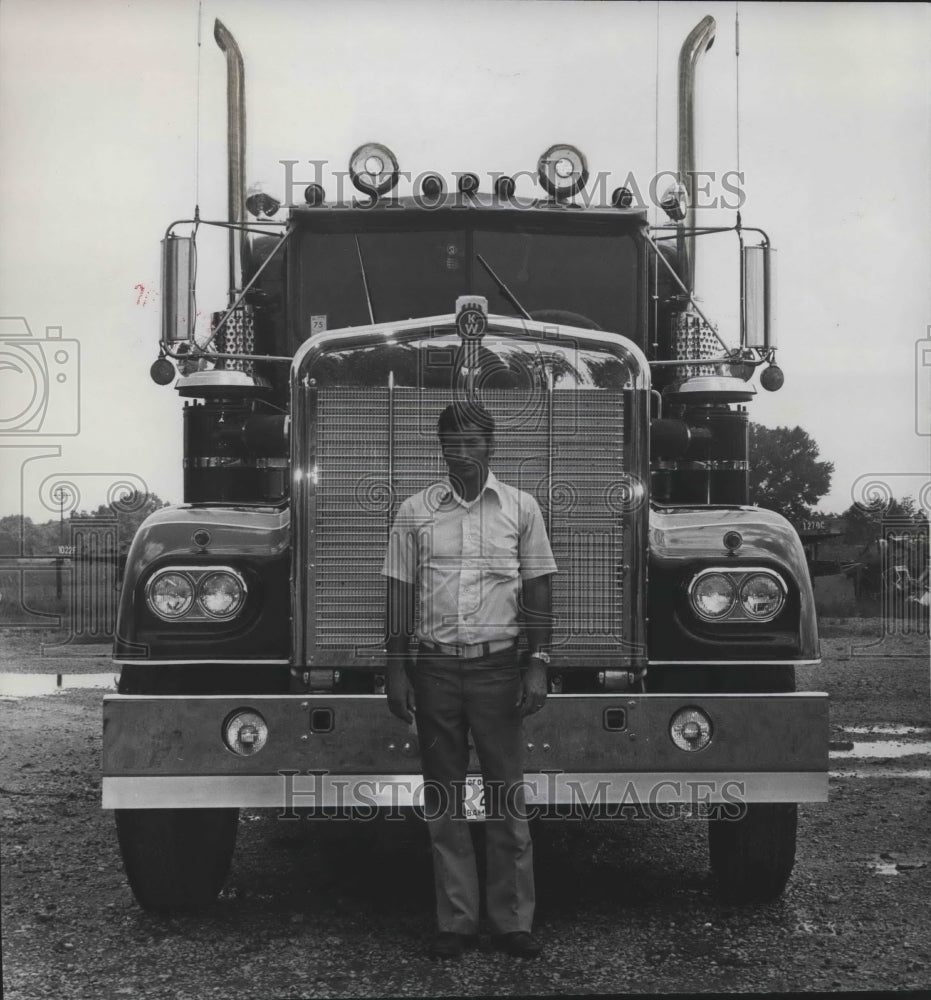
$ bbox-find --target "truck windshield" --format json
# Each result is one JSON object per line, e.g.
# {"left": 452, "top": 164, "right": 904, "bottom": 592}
{"left": 293, "top": 226, "right": 640, "bottom": 346}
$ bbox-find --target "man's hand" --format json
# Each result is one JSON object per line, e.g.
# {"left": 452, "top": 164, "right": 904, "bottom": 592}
{"left": 387, "top": 666, "right": 416, "bottom": 724}
{"left": 518, "top": 661, "right": 548, "bottom": 717}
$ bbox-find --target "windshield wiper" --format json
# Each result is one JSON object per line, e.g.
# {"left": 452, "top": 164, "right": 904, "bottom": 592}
{"left": 475, "top": 253, "right": 532, "bottom": 321}
{"left": 354, "top": 236, "right": 376, "bottom": 324}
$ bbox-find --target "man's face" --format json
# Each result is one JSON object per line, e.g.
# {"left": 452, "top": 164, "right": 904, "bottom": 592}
{"left": 439, "top": 423, "right": 493, "bottom": 483}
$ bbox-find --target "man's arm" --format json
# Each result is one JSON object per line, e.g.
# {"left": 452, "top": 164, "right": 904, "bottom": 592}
{"left": 386, "top": 575, "right": 417, "bottom": 723}
{"left": 518, "top": 573, "right": 553, "bottom": 717}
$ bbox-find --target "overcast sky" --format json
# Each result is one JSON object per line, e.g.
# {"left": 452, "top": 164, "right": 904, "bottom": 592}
{"left": 0, "top": 0, "right": 928, "bottom": 522}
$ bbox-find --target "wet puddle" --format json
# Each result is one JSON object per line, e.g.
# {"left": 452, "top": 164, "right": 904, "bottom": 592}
{"left": 867, "top": 856, "right": 928, "bottom": 876}
{"left": 0, "top": 673, "right": 116, "bottom": 698}
{"left": 832, "top": 768, "right": 931, "bottom": 780}
{"left": 842, "top": 725, "right": 930, "bottom": 736}
{"left": 830, "top": 740, "right": 931, "bottom": 760}
{"left": 868, "top": 860, "right": 901, "bottom": 876}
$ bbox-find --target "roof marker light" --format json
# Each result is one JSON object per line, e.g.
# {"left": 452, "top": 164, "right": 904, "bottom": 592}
{"left": 458, "top": 172, "right": 480, "bottom": 195}
{"left": 660, "top": 182, "right": 689, "bottom": 221}
{"left": 494, "top": 175, "right": 516, "bottom": 200}
{"left": 303, "top": 183, "right": 326, "bottom": 206}
{"left": 245, "top": 192, "right": 280, "bottom": 218}
{"left": 420, "top": 173, "right": 445, "bottom": 200}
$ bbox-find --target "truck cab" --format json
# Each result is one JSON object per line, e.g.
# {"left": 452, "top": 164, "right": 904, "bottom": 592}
{"left": 103, "top": 16, "right": 827, "bottom": 913}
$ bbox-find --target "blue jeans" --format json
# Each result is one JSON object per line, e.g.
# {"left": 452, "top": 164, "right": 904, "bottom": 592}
{"left": 411, "top": 648, "right": 534, "bottom": 935}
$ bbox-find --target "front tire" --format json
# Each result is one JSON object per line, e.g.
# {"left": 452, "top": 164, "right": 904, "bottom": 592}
{"left": 115, "top": 808, "right": 239, "bottom": 912}
{"left": 708, "top": 802, "right": 797, "bottom": 902}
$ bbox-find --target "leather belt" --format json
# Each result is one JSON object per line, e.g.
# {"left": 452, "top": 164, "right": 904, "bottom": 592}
{"left": 419, "top": 638, "right": 517, "bottom": 660}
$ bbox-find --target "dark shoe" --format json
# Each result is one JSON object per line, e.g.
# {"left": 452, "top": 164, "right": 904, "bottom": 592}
{"left": 429, "top": 931, "right": 478, "bottom": 960}
{"left": 492, "top": 931, "right": 541, "bottom": 958}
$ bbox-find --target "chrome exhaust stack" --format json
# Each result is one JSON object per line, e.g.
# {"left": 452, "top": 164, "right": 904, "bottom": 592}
{"left": 214, "top": 18, "right": 246, "bottom": 305}
{"left": 207, "top": 18, "right": 258, "bottom": 385}
{"left": 677, "top": 14, "right": 716, "bottom": 294}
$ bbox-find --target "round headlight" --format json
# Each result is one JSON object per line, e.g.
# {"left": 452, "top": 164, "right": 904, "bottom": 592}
{"left": 739, "top": 573, "right": 786, "bottom": 620}
{"left": 690, "top": 573, "right": 737, "bottom": 620}
{"left": 147, "top": 572, "right": 194, "bottom": 619}
{"left": 223, "top": 710, "right": 268, "bottom": 757}
{"left": 670, "top": 707, "right": 713, "bottom": 752}
{"left": 198, "top": 571, "right": 245, "bottom": 619}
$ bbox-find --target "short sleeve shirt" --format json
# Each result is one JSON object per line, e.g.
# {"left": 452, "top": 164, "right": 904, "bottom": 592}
{"left": 381, "top": 470, "right": 558, "bottom": 646}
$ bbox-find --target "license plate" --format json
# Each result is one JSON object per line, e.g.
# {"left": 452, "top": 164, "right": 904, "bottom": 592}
{"left": 463, "top": 775, "right": 485, "bottom": 821}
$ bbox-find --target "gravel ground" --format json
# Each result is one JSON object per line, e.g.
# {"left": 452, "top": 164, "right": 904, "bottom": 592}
{"left": 1, "top": 620, "right": 929, "bottom": 997}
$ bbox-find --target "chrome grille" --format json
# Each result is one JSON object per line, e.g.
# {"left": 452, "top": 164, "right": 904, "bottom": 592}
{"left": 313, "top": 387, "right": 633, "bottom": 662}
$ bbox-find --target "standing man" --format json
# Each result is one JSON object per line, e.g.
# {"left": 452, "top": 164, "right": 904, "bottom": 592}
{"left": 383, "top": 401, "right": 556, "bottom": 960}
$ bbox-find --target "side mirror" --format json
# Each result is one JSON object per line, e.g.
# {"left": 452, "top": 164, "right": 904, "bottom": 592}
{"left": 160, "top": 235, "right": 195, "bottom": 346}
{"left": 741, "top": 245, "right": 775, "bottom": 350}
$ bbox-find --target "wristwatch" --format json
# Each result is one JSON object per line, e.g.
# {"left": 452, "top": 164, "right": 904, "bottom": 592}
{"left": 529, "top": 650, "right": 551, "bottom": 665}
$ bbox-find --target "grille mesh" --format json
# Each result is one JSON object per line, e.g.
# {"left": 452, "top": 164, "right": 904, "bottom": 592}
{"left": 213, "top": 307, "right": 255, "bottom": 375}
{"left": 314, "top": 388, "right": 629, "bottom": 659}
{"left": 673, "top": 310, "right": 717, "bottom": 379}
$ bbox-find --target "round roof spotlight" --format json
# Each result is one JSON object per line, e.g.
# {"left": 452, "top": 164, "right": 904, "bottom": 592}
{"left": 611, "top": 186, "right": 634, "bottom": 208}
{"left": 760, "top": 364, "right": 785, "bottom": 391}
{"left": 349, "top": 142, "right": 399, "bottom": 197}
{"left": 457, "top": 172, "right": 480, "bottom": 195}
{"left": 660, "top": 182, "right": 689, "bottom": 222}
{"left": 420, "top": 173, "right": 445, "bottom": 201}
{"left": 303, "top": 183, "right": 326, "bottom": 206}
{"left": 494, "top": 174, "right": 516, "bottom": 200}
{"left": 245, "top": 191, "right": 281, "bottom": 218}
{"left": 149, "top": 357, "right": 176, "bottom": 386}
{"left": 537, "top": 144, "right": 588, "bottom": 199}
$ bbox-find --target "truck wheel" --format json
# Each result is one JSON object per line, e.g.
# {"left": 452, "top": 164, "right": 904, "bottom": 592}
{"left": 708, "top": 802, "right": 797, "bottom": 902}
{"left": 115, "top": 808, "right": 239, "bottom": 912}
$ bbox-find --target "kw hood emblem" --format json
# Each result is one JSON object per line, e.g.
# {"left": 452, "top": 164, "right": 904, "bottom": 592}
{"left": 455, "top": 295, "right": 488, "bottom": 341}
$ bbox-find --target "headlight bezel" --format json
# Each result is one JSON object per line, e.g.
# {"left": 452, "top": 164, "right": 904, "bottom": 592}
{"left": 738, "top": 572, "right": 787, "bottom": 621}
{"left": 198, "top": 570, "right": 247, "bottom": 620}
{"left": 145, "top": 571, "right": 195, "bottom": 620}
{"left": 688, "top": 571, "right": 738, "bottom": 621}
{"left": 144, "top": 565, "right": 248, "bottom": 623}
{"left": 687, "top": 567, "right": 788, "bottom": 624}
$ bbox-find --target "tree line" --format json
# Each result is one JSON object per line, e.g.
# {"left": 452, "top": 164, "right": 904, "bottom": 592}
{"left": 0, "top": 493, "right": 169, "bottom": 557}
{"left": 0, "top": 425, "right": 925, "bottom": 556}
{"left": 748, "top": 423, "right": 928, "bottom": 540}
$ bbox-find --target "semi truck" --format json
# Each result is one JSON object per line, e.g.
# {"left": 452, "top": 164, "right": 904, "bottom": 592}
{"left": 102, "top": 14, "right": 827, "bottom": 911}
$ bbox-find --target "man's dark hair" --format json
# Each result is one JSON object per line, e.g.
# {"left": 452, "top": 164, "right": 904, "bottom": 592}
{"left": 436, "top": 402, "right": 495, "bottom": 445}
